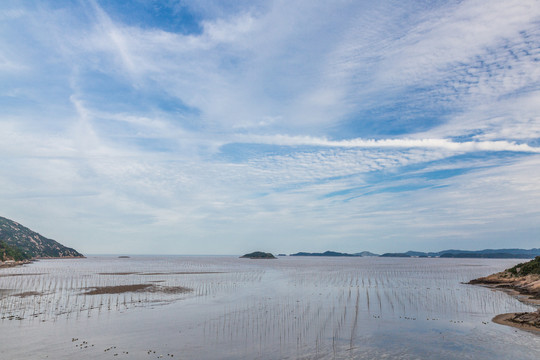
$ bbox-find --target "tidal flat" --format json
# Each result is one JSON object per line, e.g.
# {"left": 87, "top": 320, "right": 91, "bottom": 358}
{"left": 1, "top": 256, "right": 540, "bottom": 359}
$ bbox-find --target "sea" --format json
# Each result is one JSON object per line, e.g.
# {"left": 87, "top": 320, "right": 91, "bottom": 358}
{"left": 1, "top": 256, "right": 539, "bottom": 359}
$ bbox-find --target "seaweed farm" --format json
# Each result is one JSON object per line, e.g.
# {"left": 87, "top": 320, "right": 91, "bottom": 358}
{"left": 1, "top": 256, "right": 540, "bottom": 359}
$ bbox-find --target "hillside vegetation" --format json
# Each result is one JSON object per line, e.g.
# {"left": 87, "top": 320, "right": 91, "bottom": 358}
{"left": 0, "top": 241, "right": 30, "bottom": 262}
{"left": 508, "top": 256, "right": 540, "bottom": 276}
{"left": 0, "top": 216, "right": 83, "bottom": 259}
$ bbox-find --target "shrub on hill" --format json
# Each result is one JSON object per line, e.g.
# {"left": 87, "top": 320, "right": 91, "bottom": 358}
{"left": 0, "top": 241, "right": 30, "bottom": 262}
{"left": 508, "top": 256, "right": 540, "bottom": 276}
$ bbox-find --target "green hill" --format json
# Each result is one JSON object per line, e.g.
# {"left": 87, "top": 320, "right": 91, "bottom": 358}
{"left": 0, "top": 216, "right": 83, "bottom": 259}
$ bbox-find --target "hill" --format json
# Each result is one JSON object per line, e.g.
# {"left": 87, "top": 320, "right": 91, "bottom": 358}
{"left": 0, "top": 216, "right": 83, "bottom": 259}
{"left": 283, "top": 248, "right": 539, "bottom": 259}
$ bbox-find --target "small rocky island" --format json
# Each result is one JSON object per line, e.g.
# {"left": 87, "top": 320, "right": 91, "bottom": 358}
{"left": 469, "top": 256, "right": 540, "bottom": 333}
{"left": 240, "top": 251, "right": 277, "bottom": 259}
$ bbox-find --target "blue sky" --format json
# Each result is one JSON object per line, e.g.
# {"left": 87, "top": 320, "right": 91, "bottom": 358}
{"left": 1, "top": 0, "right": 539, "bottom": 255}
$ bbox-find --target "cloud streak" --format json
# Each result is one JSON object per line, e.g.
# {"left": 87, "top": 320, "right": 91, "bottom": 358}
{"left": 234, "top": 135, "right": 540, "bottom": 153}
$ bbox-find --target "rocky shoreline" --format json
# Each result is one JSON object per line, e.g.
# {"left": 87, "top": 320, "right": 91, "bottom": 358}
{"left": 1, "top": 256, "right": 86, "bottom": 269}
{"left": 469, "top": 257, "right": 540, "bottom": 333}
{"left": 493, "top": 311, "right": 540, "bottom": 333}
{"left": 469, "top": 274, "right": 540, "bottom": 300}
{"left": 0, "top": 259, "right": 33, "bottom": 268}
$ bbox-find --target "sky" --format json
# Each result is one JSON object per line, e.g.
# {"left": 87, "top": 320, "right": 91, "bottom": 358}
{"left": 1, "top": 0, "right": 539, "bottom": 255}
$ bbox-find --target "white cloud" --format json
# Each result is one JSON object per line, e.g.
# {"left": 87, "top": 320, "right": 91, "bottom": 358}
{"left": 377, "top": 0, "right": 540, "bottom": 87}
{"left": 232, "top": 134, "right": 540, "bottom": 153}
{"left": 1, "top": 0, "right": 539, "bottom": 254}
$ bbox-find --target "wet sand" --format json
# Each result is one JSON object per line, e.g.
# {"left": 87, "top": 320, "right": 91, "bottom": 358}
{"left": 0, "top": 273, "right": 44, "bottom": 277}
{"left": 14, "top": 291, "right": 44, "bottom": 298}
{"left": 98, "top": 271, "right": 223, "bottom": 275}
{"left": 4, "top": 256, "right": 540, "bottom": 359}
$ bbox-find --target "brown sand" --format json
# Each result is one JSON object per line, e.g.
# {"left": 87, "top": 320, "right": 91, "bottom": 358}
{"left": 82, "top": 284, "right": 191, "bottom": 295}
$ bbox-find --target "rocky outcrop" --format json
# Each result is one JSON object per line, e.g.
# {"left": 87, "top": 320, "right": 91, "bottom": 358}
{"left": 493, "top": 311, "right": 540, "bottom": 333}
{"left": 469, "top": 257, "right": 540, "bottom": 299}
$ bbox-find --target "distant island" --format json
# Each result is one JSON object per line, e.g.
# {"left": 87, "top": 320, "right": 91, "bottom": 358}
{"left": 290, "top": 250, "right": 379, "bottom": 257}
{"left": 291, "top": 250, "right": 357, "bottom": 257}
{"left": 380, "top": 249, "right": 540, "bottom": 259}
{"left": 0, "top": 216, "right": 84, "bottom": 266}
{"left": 240, "top": 251, "right": 277, "bottom": 259}
{"left": 469, "top": 256, "right": 540, "bottom": 332}
{"left": 286, "top": 248, "right": 540, "bottom": 259}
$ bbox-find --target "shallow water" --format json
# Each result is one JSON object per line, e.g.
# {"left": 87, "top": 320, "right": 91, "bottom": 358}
{"left": 1, "top": 256, "right": 539, "bottom": 359}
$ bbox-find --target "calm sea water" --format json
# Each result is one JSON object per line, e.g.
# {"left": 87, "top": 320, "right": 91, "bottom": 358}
{"left": 1, "top": 256, "right": 539, "bottom": 359}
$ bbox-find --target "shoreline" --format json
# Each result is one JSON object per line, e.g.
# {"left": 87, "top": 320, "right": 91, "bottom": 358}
{"left": 0, "top": 256, "right": 85, "bottom": 268}
{"left": 0, "top": 259, "right": 33, "bottom": 268}
{"left": 34, "top": 256, "right": 86, "bottom": 260}
{"left": 469, "top": 271, "right": 540, "bottom": 333}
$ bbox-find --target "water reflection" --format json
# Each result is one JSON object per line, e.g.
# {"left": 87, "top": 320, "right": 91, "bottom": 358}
{"left": 1, "top": 256, "right": 539, "bottom": 359}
